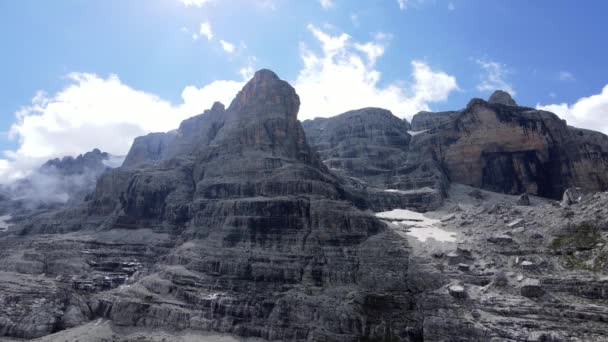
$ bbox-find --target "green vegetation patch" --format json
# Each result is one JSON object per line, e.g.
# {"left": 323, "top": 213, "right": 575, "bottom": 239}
{"left": 550, "top": 222, "right": 602, "bottom": 251}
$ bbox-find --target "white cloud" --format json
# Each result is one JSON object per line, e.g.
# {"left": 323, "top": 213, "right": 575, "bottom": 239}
{"left": 1, "top": 73, "right": 245, "bottom": 182}
{"left": 319, "top": 0, "right": 333, "bottom": 9}
{"left": 179, "top": 0, "right": 277, "bottom": 10}
{"left": 398, "top": 0, "right": 408, "bottom": 10}
{"left": 294, "top": 25, "right": 458, "bottom": 120}
{"left": 536, "top": 85, "right": 608, "bottom": 134}
{"left": 476, "top": 59, "right": 515, "bottom": 95}
{"left": 558, "top": 71, "right": 575, "bottom": 81}
{"left": 199, "top": 22, "right": 213, "bottom": 40}
{"left": 219, "top": 39, "right": 236, "bottom": 53}
{"left": 179, "top": 0, "right": 213, "bottom": 7}
{"left": 239, "top": 57, "right": 257, "bottom": 80}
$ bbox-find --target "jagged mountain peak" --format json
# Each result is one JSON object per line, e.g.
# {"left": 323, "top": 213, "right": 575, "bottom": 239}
{"left": 227, "top": 68, "right": 300, "bottom": 122}
{"left": 488, "top": 89, "right": 517, "bottom": 106}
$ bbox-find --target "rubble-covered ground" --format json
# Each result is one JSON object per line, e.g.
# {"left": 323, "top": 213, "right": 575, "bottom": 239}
{"left": 377, "top": 183, "right": 608, "bottom": 341}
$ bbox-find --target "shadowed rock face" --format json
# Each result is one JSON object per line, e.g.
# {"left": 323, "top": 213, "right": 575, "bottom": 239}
{"left": 0, "top": 70, "right": 416, "bottom": 341}
{"left": 303, "top": 108, "right": 445, "bottom": 212}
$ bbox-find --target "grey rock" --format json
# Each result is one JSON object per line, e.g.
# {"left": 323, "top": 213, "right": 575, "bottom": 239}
{"left": 488, "top": 234, "right": 514, "bottom": 244}
{"left": 516, "top": 193, "right": 531, "bottom": 206}
{"left": 448, "top": 284, "right": 467, "bottom": 298}
{"left": 447, "top": 252, "right": 463, "bottom": 265}
{"left": 0, "top": 69, "right": 415, "bottom": 341}
{"left": 561, "top": 187, "right": 584, "bottom": 206}
{"left": 521, "top": 260, "right": 536, "bottom": 270}
{"left": 493, "top": 270, "right": 509, "bottom": 286}
{"left": 302, "top": 107, "right": 447, "bottom": 212}
{"left": 488, "top": 90, "right": 517, "bottom": 106}
{"left": 457, "top": 263, "right": 470, "bottom": 271}
{"left": 521, "top": 278, "right": 544, "bottom": 297}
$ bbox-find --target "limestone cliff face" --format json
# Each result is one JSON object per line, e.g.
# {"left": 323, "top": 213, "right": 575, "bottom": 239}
{"left": 303, "top": 108, "right": 445, "bottom": 212}
{"left": 411, "top": 94, "right": 608, "bottom": 198}
{"left": 2, "top": 70, "right": 415, "bottom": 341}
{"left": 306, "top": 90, "right": 608, "bottom": 202}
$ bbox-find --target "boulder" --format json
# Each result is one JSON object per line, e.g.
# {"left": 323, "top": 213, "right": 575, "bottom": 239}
{"left": 561, "top": 187, "right": 584, "bottom": 206}
{"left": 488, "top": 235, "right": 514, "bottom": 244}
{"left": 457, "top": 263, "right": 470, "bottom": 272}
{"left": 516, "top": 193, "right": 531, "bottom": 206}
{"left": 448, "top": 284, "right": 467, "bottom": 298}
{"left": 521, "top": 278, "right": 544, "bottom": 297}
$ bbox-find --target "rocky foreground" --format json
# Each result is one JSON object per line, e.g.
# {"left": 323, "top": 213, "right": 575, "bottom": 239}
{"left": 0, "top": 70, "right": 608, "bottom": 341}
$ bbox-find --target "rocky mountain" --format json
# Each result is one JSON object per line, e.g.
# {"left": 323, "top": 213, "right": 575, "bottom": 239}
{"left": 0, "top": 70, "right": 416, "bottom": 341}
{"left": 304, "top": 91, "right": 608, "bottom": 202}
{"left": 302, "top": 108, "right": 447, "bottom": 212}
{"left": 1, "top": 74, "right": 608, "bottom": 341}
{"left": 0, "top": 149, "right": 120, "bottom": 218}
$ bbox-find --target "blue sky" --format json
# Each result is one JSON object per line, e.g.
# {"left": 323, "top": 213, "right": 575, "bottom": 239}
{"left": 1, "top": 0, "right": 607, "bottom": 180}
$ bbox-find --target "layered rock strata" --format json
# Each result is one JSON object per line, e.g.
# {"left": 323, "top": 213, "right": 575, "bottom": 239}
{"left": 0, "top": 70, "right": 416, "bottom": 341}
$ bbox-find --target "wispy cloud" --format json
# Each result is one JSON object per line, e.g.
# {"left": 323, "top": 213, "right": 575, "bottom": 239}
{"left": 319, "top": 0, "right": 333, "bottom": 9}
{"left": 558, "top": 70, "right": 575, "bottom": 82}
{"left": 219, "top": 39, "right": 236, "bottom": 53}
{"left": 179, "top": 0, "right": 213, "bottom": 6}
{"left": 476, "top": 58, "right": 515, "bottom": 95}
{"left": 397, "top": 0, "right": 408, "bottom": 10}
{"left": 199, "top": 22, "right": 213, "bottom": 40}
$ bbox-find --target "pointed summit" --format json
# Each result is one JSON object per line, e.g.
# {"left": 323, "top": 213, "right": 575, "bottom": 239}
{"left": 488, "top": 90, "right": 517, "bottom": 106}
{"left": 228, "top": 69, "right": 300, "bottom": 121}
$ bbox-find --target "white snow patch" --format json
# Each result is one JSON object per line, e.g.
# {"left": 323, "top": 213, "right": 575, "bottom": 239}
{"left": 384, "top": 187, "right": 435, "bottom": 195}
{"left": 0, "top": 215, "right": 12, "bottom": 232}
{"left": 376, "top": 209, "right": 438, "bottom": 226}
{"left": 407, "top": 130, "right": 428, "bottom": 136}
{"left": 375, "top": 209, "right": 457, "bottom": 243}
{"left": 406, "top": 226, "right": 457, "bottom": 243}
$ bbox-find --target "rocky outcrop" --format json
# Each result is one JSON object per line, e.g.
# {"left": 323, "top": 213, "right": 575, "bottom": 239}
{"left": 488, "top": 90, "right": 517, "bottom": 106}
{"left": 409, "top": 92, "right": 608, "bottom": 199}
{"left": 0, "top": 70, "right": 416, "bottom": 341}
{"left": 0, "top": 149, "right": 120, "bottom": 218}
{"left": 303, "top": 108, "right": 446, "bottom": 212}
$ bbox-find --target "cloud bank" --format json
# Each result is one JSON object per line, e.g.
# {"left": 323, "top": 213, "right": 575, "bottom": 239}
{"left": 537, "top": 85, "right": 608, "bottom": 134}
{"left": 295, "top": 25, "right": 458, "bottom": 120}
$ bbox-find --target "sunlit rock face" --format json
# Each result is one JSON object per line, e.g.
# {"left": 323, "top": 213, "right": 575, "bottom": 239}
{"left": 0, "top": 70, "right": 416, "bottom": 341}
{"left": 306, "top": 90, "right": 608, "bottom": 202}
{"left": 410, "top": 92, "right": 608, "bottom": 199}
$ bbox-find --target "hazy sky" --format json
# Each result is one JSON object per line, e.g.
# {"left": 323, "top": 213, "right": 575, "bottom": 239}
{"left": 1, "top": 0, "right": 607, "bottom": 180}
